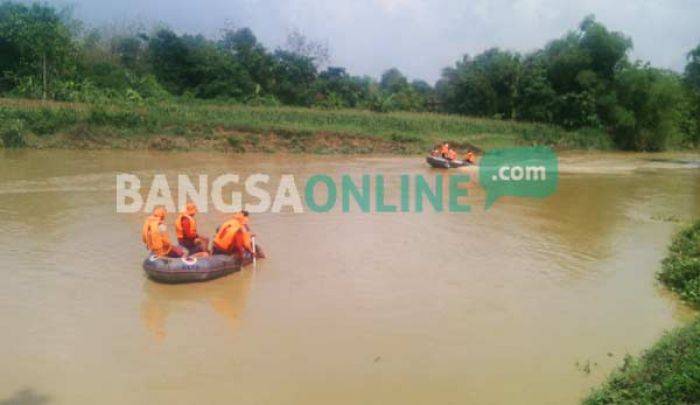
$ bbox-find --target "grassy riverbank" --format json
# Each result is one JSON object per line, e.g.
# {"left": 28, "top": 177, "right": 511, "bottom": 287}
{"left": 0, "top": 98, "right": 613, "bottom": 153}
{"left": 584, "top": 220, "right": 700, "bottom": 404}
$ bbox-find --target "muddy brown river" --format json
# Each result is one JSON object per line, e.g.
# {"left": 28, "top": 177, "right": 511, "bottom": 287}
{"left": 0, "top": 150, "right": 699, "bottom": 404}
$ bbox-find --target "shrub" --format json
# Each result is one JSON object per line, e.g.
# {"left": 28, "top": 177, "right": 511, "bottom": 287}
{"left": 658, "top": 220, "right": 700, "bottom": 306}
{"left": 1, "top": 120, "right": 26, "bottom": 148}
{"left": 584, "top": 318, "right": 700, "bottom": 404}
{"left": 226, "top": 134, "right": 244, "bottom": 151}
{"left": 585, "top": 220, "right": 700, "bottom": 404}
{"left": 88, "top": 107, "right": 143, "bottom": 127}
{"left": 24, "top": 108, "right": 79, "bottom": 135}
{"left": 246, "top": 95, "right": 281, "bottom": 107}
{"left": 390, "top": 133, "right": 421, "bottom": 143}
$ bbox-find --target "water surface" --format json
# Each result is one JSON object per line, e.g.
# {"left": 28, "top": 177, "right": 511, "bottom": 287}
{"left": 0, "top": 150, "right": 698, "bottom": 404}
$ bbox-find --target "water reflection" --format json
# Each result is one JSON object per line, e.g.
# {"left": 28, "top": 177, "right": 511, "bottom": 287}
{"left": 141, "top": 267, "right": 255, "bottom": 343}
{"left": 0, "top": 388, "right": 50, "bottom": 405}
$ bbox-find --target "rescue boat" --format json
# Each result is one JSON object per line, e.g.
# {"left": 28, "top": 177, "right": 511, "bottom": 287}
{"left": 142, "top": 253, "right": 254, "bottom": 283}
{"left": 426, "top": 155, "right": 473, "bottom": 169}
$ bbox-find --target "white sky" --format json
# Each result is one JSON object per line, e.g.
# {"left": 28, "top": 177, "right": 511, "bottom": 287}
{"left": 59, "top": 0, "right": 700, "bottom": 82}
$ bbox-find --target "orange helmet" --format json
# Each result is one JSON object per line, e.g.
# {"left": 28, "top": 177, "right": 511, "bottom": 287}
{"left": 153, "top": 206, "right": 166, "bottom": 220}
{"left": 185, "top": 202, "right": 197, "bottom": 216}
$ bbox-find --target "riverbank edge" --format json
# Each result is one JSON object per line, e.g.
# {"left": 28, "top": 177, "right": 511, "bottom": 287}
{"left": 0, "top": 97, "right": 629, "bottom": 154}
{"left": 583, "top": 220, "right": 700, "bottom": 404}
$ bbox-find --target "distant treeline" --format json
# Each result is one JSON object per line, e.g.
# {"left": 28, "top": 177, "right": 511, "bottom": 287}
{"left": 1, "top": 1, "right": 699, "bottom": 150}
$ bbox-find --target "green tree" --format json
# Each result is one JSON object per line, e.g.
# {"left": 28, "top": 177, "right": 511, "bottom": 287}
{"left": 219, "top": 27, "right": 276, "bottom": 95}
{"left": 313, "top": 67, "right": 370, "bottom": 108}
{"left": 437, "top": 49, "right": 521, "bottom": 118}
{"left": 516, "top": 54, "right": 556, "bottom": 122}
{"left": 610, "top": 65, "right": 684, "bottom": 150}
{"left": 379, "top": 68, "right": 409, "bottom": 93}
{"left": 0, "top": 1, "right": 75, "bottom": 98}
{"left": 272, "top": 50, "right": 317, "bottom": 105}
{"left": 685, "top": 44, "right": 700, "bottom": 145}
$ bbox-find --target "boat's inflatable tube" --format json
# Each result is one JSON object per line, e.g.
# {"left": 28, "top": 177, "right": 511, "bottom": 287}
{"left": 142, "top": 253, "right": 254, "bottom": 284}
{"left": 426, "top": 155, "right": 472, "bottom": 169}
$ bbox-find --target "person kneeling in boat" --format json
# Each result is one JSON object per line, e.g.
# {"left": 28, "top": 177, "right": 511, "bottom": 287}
{"left": 446, "top": 148, "right": 457, "bottom": 160}
{"left": 142, "top": 207, "right": 185, "bottom": 258}
{"left": 175, "top": 202, "right": 209, "bottom": 254}
{"left": 212, "top": 211, "right": 265, "bottom": 259}
{"left": 464, "top": 150, "right": 475, "bottom": 164}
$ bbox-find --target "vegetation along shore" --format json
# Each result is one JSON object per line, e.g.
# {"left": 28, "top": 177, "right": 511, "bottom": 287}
{"left": 584, "top": 220, "right": 700, "bottom": 404}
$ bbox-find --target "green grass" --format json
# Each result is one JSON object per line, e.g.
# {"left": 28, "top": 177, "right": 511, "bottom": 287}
{"left": 583, "top": 319, "right": 700, "bottom": 404}
{"left": 584, "top": 220, "right": 700, "bottom": 404}
{"left": 658, "top": 220, "right": 700, "bottom": 306}
{"left": 0, "top": 98, "right": 613, "bottom": 152}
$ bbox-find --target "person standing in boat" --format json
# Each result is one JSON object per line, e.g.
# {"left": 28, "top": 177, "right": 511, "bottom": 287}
{"left": 175, "top": 202, "right": 208, "bottom": 254}
{"left": 212, "top": 211, "right": 264, "bottom": 259}
{"left": 142, "top": 207, "right": 185, "bottom": 258}
{"left": 440, "top": 142, "right": 450, "bottom": 158}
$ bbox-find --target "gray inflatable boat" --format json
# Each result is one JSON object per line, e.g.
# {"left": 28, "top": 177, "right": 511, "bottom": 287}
{"left": 142, "top": 254, "right": 253, "bottom": 283}
{"left": 426, "top": 155, "right": 472, "bottom": 169}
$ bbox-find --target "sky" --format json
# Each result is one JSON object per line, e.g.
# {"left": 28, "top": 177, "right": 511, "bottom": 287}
{"left": 56, "top": 0, "right": 700, "bottom": 82}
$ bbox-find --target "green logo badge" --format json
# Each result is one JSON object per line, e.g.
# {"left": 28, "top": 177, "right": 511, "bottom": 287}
{"left": 478, "top": 147, "right": 558, "bottom": 210}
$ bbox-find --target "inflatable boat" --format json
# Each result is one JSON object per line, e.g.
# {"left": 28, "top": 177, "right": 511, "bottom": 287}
{"left": 142, "top": 253, "right": 254, "bottom": 283}
{"left": 426, "top": 155, "right": 472, "bottom": 169}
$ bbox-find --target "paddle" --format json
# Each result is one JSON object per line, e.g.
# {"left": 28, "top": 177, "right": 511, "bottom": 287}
{"left": 252, "top": 236, "right": 257, "bottom": 266}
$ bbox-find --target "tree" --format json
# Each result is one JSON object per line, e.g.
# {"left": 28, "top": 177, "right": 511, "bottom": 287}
{"left": 284, "top": 29, "right": 330, "bottom": 68}
{"left": 272, "top": 50, "right": 317, "bottom": 105}
{"left": 610, "top": 65, "right": 684, "bottom": 150}
{"left": 380, "top": 68, "right": 408, "bottom": 93}
{"left": 436, "top": 49, "right": 521, "bottom": 117}
{"left": 516, "top": 54, "right": 556, "bottom": 122}
{"left": 683, "top": 44, "right": 700, "bottom": 145}
{"left": 148, "top": 29, "right": 195, "bottom": 94}
{"left": 219, "top": 27, "right": 276, "bottom": 94}
{"left": 0, "top": 2, "right": 75, "bottom": 98}
{"left": 314, "top": 67, "right": 370, "bottom": 108}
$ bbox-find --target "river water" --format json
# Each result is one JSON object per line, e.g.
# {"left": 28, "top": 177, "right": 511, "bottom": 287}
{"left": 0, "top": 150, "right": 698, "bottom": 404}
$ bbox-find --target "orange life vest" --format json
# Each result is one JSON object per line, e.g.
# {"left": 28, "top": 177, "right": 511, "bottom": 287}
{"left": 466, "top": 151, "right": 475, "bottom": 163}
{"left": 447, "top": 149, "right": 457, "bottom": 160}
{"left": 232, "top": 213, "right": 252, "bottom": 252}
{"left": 440, "top": 144, "right": 449, "bottom": 155}
{"left": 142, "top": 215, "right": 172, "bottom": 256}
{"left": 175, "top": 212, "right": 197, "bottom": 240}
{"left": 213, "top": 218, "right": 243, "bottom": 252}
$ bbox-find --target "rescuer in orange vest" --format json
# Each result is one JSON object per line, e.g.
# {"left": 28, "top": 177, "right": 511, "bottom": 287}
{"left": 439, "top": 143, "right": 450, "bottom": 158}
{"left": 142, "top": 207, "right": 184, "bottom": 258}
{"left": 212, "top": 210, "right": 264, "bottom": 259}
{"left": 465, "top": 150, "right": 476, "bottom": 164}
{"left": 446, "top": 148, "right": 457, "bottom": 160}
{"left": 175, "top": 202, "right": 209, "bottom": 254}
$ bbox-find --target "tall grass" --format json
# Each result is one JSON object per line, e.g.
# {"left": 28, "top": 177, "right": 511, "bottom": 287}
{"left": 0, "top": 98, "right": 611, "bottom": 151}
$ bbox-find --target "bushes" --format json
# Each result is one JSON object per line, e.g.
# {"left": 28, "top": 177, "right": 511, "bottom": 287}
{"left": 88, "top": 107, "right": 143, "bottom": 127}
{"left": 390, "top": 133, "right": 421, "bottom": 143}
{"left": 583, "top": 318, "right": 700, "bottom": 404}
{"left": 658, "top": 220, "right": 700, "bottom": 306}
{"left": 25, "top": 108, "right": 78, "bottom": 134}
{"left": 0, "top": 107, "right": 78, "bottom": 136}
{"left": 226, "top": 134, "right": 244, "bottom": 152}
{"left": 584, "top": 220, "right": 700, "bottom": 404}
{"left": 1, "top": 120, "right": 26, "bottom": 147}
